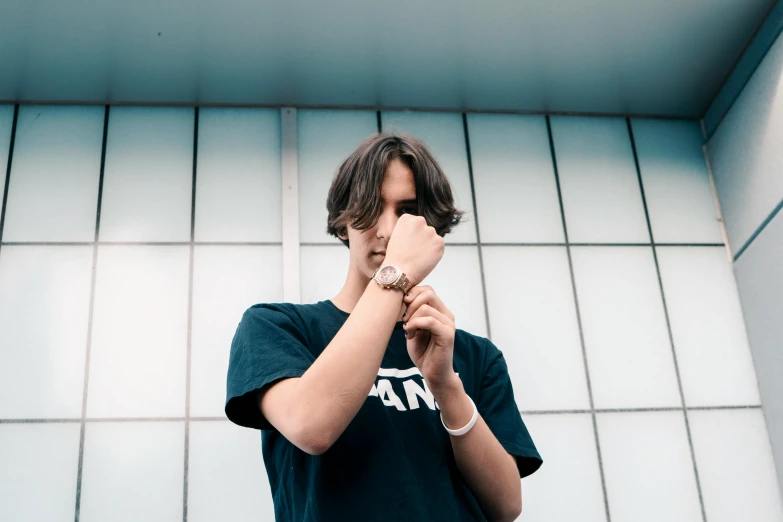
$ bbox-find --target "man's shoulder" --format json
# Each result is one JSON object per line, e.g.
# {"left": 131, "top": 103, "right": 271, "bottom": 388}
{"left": 454, "top": 328, "right": 506, "bottom": 368}
{"left": 454, "top": 328, "right": 490, "bottom": 349}
{"left": 453, "top": 328, "right": 495, "bottom": 366}
{"left": 241, "top": 300, "right": 333, "bottom": 326}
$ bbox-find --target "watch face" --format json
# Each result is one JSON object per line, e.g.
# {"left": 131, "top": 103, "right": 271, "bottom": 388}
{"left": 377, "top": 265, "right": 399, "bottom": 284}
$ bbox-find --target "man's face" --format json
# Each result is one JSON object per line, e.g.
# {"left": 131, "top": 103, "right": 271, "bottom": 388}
{"left": 341, "top": 158, "right": 418, "bottom": 279}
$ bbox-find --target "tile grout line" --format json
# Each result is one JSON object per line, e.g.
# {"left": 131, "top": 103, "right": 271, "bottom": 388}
{"left": 685, "top": 404, "right": 763, "bottom": 410}
{"left": 461, "top": 113, "right": 492, "bottom": 341}
{"left": 0, "top": 105, "right": 19, "bottom": 254}
{"left": 546, "top": 115, "right": 612, "bottom": 522}
{"left": 0, "top": 404, "right": 763, "bottom": 424}
{"left": 1, "top": 241, "right": 284, "bottom": 246}
{"left": 627, "top": 117, "right": 708, "bottom": 522}
{"left": 521, "top": 404, "right": 764, "bottom": 415}
{"left": 294, "top": 241, "right": 725, "bottom": 248}
{"left": 183, "top": 106, "right": 199, "bottom": 522}
{"left": 1, "top": 417, "right": 230, "bottom": 423}
{"left": 732, "top": 197, "right": 783, "bottom": 262}
{"left": 73, "top": 104, "right": 109, "bottom": 522}
{"left": 0, "top": 100, "right": 701, "bottom": 121}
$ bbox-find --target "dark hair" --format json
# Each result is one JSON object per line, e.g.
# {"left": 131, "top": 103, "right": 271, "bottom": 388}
{"left": 326, "top": 133, "right": 465, "bottom": 247}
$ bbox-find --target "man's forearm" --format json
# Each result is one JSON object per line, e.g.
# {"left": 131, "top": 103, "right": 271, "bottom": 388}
{"left": 294, "top": 282, "right": 404, "bottom": 452}
{"left": 434, "top": 377, "right": 522, "bottom": 522}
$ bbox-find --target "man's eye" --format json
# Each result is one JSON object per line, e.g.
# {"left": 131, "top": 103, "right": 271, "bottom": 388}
{"left": 399, "top": 208, "right": 416, "bottom": 216}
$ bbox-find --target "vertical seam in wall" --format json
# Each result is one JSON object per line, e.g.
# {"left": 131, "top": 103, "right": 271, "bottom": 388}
{"left": 546, "top": 115, "right": 612, "bottom": 522}
{"left": 377, "top": 111, "right": 382, "bottom": 133}
{"left": 0, "top": 104, "right": 19, "bottom": 248}
{"left": 461, "top": 113, "right": 492, "bottom": 341}
{"left": 281, "top": 108, "right": 301, "bottom": 304}
{"left": 627, "top": 117, "right": 708, "bottom": 522}
{"left": 699, "top": 136, "right": 733, "bottom": 263}
{"left": 74, "top": 104, "right": 109, "bottom": 522}
{"left": 182, "top": 106, "right": 199, "bottom": 522}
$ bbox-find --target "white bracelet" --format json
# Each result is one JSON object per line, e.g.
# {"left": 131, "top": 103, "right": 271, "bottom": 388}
{"left": 440, "top": 395, "right": 479, "bottom": 436}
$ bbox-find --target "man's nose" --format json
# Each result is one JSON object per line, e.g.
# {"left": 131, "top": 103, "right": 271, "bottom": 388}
{"left": 376, "top": 210, "right": 397, "bottom": 240}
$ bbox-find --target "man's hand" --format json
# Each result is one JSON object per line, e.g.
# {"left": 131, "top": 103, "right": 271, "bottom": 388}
{"left": 402, "top": 285, "right": 458, "bottom": 393}
{"left": 403, "top": 286, "right": 523, "bottom": 521}
{"left": 385, "top": 215, "right": 445, "bottom": 287}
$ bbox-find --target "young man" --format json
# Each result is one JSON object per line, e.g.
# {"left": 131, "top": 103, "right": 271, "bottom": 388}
{"left": 225, "top": 133, "right": 542, "bottom": 522}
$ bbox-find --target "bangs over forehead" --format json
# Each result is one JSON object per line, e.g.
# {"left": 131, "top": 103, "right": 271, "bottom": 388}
{"left": 326, "top": 133, "right": 465, "bottom": 247}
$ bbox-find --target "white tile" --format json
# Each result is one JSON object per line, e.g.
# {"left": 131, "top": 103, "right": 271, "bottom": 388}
{"left": 550, "top": 116, "right": 649, "bottom": 243}
{"left": 657, "top": 247, "right": 760, "bottom": 406}
{"left": 99, "top": 107, "right": 194, "bottom": 242}
{"left": 79, "top": 421, "right": 184, "bottom": 522}
{"left": 483, "top": 246, "right": 589, "bottom": 411}
{"left": 467, "top": 114, "right": 564, "bottom": 243}
{"left": 690, "top": 409, "right": 783, "bottom": 522}
{"left": 87, "top": 246, "right": 189, "bottom": 417}
{"left": 571, "top": 247, "right": 681, "bottom": 408}
{"left": 0, "top": 246, "right": 93, "bottom": 418}
{"left": 597, "top": 411, "right": 702, "bottom": 522}
{"left": 298, "top": 110, "right": 377, "bottom": 244}
{"left": 0, "top": 423, "right": 81, "bottom": 522}
{"left": 516, "top": 414, "right": 606, "bottom": 522}
{"left": 419, "top": 245, "right": 487, "bottom": 338}
{"left": 382, "top": 111, "right": 477, "bottom": 244}
{"left": 188, "top": 421, "right": 273, "bottom": 522}
{"left": 3, "top": 106, "right": 104, "bottom": 242}
{"left": 299, "top": 245, "right": 350, "bottom": 305}
{"left": 195, "top": 108, "right": 282, "bottom": 242}
{"left": 0, "top": 105, "right": 14, "bottom": 205}
{"left": 631, "top": 119, "right": 723, "bottom": 244}
{"left": 190, "top": 246, "right": 283, "bottom": 417}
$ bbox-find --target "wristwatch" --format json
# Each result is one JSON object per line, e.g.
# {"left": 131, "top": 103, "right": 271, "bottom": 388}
{"left": 372, "top": 264, "right": 411, "bottom": 293}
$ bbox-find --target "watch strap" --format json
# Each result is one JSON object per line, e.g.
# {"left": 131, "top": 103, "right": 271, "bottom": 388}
{"left": 396, "top": 273, "right": 411, "bottom": 293}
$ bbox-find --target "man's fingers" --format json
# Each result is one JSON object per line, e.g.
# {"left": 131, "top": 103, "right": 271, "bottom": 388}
{"left": 403, "top": 315, "right": 451, "bottom": 340}
{"left": 403, "top": 304, "right": 454, "bottom": 339}
{"left": 402, "top": 287, "right": 454, "bottom": 323}
{"left": 403, "top": 289, "right": 436, "bottom": 322}
{"left": 402, "top": 285, "right": 430, "bottom": 303}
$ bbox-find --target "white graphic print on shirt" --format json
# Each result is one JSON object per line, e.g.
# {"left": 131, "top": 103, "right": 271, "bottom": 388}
{"left": 367, "top": 367, "right": 458, "bottom": 412}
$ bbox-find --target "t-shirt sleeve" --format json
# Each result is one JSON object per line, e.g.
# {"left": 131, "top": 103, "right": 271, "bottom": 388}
{"left": 225, "top": 304, "right": 316, "bottom": 431}
{"left": 477, "top": 338, "right": 543, "bottom": 478}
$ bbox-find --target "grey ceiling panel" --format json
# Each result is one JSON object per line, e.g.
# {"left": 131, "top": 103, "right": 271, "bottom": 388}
{"left": 0, "top": 0, "right": 775, "bottom": 115}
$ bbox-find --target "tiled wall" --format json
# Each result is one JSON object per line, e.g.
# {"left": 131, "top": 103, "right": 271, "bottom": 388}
{"left": 706, "top": 26, "right": 783, "bottom": 498}
{"left": 0, "top": 105, "right": 780, "bottom": 522}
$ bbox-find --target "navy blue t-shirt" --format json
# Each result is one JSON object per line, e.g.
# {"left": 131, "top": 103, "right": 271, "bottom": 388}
{"left": 225, "top": 299, "right": 542, "bottom": 522}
